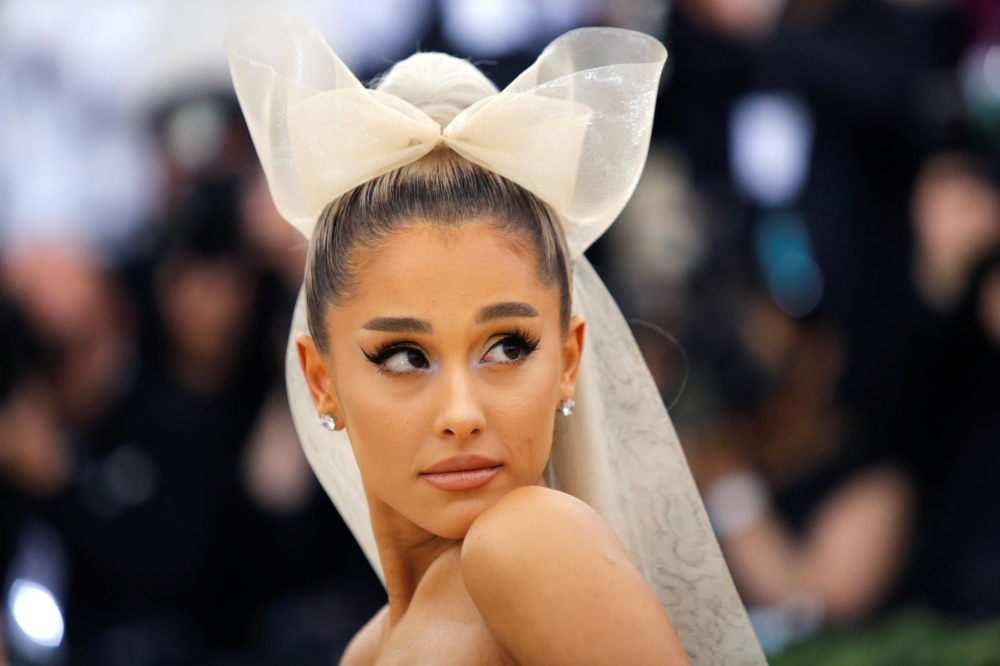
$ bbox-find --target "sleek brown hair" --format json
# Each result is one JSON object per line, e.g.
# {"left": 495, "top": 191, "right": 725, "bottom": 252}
{"left": 304, "top": 148, "right": 572, "bottom": 352}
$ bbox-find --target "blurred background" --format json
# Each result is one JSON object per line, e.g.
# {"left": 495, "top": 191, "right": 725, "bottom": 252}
{"left": 0, "top": 0, "right": 999, "bottom": 664}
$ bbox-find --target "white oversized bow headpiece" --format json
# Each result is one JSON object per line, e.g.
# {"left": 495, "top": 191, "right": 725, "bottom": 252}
{"left": 225, "top": 16, "right": 665, "bottom": 255}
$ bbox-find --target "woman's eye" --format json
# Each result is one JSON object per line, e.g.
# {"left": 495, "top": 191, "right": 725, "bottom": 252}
{"left": 381, "top": 348, "right": 429, "bottom": 373}
{"left": 481, "top": 337, "right": 532, "bottom": 364}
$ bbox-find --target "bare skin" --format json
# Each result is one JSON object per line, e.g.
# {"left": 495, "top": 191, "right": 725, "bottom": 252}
{"left": 298, "top": 222, "right": 688, "bottom": 665}
{"left": 721, "top": 466, "right": 912, "bottom": 622}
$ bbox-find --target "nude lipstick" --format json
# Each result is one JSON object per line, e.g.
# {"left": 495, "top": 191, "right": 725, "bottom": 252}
{"left": 420, "top": 454, "right": 502, "bottom": 491}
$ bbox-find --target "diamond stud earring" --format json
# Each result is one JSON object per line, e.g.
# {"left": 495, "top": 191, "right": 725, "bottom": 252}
{"left": 559, "top": 398, "right": 575, "bottom": 417}
{"left": 320, "top": 414, "right": 337, "bottom": 431}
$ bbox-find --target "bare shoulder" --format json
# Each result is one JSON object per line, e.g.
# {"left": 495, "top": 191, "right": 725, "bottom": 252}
{"left": 462, "top": 486, "right": 619, "bottom": 568}
{"left": 338, "top": 604, "right": 387, "bottom": 666}
{"left": 461, "top": 486, "right": 690, "bottom": 666}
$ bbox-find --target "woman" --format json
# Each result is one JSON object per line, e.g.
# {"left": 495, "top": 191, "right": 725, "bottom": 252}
{"left": 226, "top": 16, "right": 765, "bottom": 665}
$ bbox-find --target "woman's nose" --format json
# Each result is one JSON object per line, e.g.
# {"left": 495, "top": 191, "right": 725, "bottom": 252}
{"left": 433, "top": 365, "right": 486, "bottom": 442}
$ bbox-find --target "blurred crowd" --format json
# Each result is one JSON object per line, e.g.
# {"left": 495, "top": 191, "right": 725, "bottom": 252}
{"left": 1, "top": 0, "right": 1000, "bottom": 664}
{"left": 604, "top": 0, "right": 1000, "bottom": 659}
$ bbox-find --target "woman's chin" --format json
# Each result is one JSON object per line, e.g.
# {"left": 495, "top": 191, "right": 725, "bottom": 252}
{"left": 400, "top": 472, "right": 545, "bottom": 539}
{"left": 417, "top": 494, "right": 506, "bottom": 540}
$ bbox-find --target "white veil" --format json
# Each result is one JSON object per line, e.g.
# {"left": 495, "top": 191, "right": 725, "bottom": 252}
{"left": 227, "top": 16, "right": 766, "bottom": 665}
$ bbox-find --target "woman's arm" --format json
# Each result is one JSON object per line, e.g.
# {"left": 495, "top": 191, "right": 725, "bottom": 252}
{"left": 460, "top": 486, "right": 690, "bottom": 666}
{"left": 715, "top": 465, "right": 913, "bottom": 623}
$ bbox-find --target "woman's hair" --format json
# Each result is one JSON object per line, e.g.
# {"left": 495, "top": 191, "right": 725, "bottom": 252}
{"left": 304, "top": 53, "right": 572, "bottom": 353}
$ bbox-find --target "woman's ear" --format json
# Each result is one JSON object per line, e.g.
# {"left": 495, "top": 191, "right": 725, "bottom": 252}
{"left": 560, "top": 315, "right": 586, "bottom": 400}
{"left": 296, "top": 333, "right": 344, "bottom": 428}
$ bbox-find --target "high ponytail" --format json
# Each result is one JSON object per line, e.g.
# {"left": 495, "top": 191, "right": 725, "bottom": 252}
{"left": 374, "top": 52, "right": 498, "bottom": 126}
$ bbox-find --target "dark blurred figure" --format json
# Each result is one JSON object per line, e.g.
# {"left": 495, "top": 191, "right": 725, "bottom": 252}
{"left": 0, "top": 246, "right": 137, "bottom": 665}
{"left": 898, "top": 140, "right": 1000, "bottom": 617}
{"left": 2, "top": 247, "right": 138, "bottom": 433}
{"left": 0, "top": 285, "right": 76, "bottom": 665}
{"left": 150, "top": 93, "right": 259, "bottom": 216}
{"left": 0, "top": 300, "right": 67, "bottom": 500}
{"left": 670, "top": 289, "right": 913, "bottom": 653}
{"left": 906, "top": 251, "right": 1000, "bottom": 616}
{"left": 50, "top": 177, "right": 272, "bottom": 662}
{"left": 657, "top": 0, "right": 963, "bottom": 469}
{"left": 47, "top": 171, "right": 382, "bottom": 665}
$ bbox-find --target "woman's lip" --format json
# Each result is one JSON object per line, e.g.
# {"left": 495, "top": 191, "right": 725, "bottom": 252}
{"left": 421, "top": 454, "right": 502, "bottom": 474}
{"left": 421, "top": 466, "right": 502, "bottom": 491}
{"left": 420, "top": 454, "right": 503, "bottom": 491}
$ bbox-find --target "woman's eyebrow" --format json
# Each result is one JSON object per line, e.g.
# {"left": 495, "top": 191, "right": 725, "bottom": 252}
{"left": 476, "top": 302, "right": 539, "bottom": 323}
{"left": 362, "top": 317, "right": 433, "bottom": 334}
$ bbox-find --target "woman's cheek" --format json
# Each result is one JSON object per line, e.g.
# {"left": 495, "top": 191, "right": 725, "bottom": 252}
{"left": 347, "top": 386, "right": 421, "bottom": 492}
{"left": 492, "top": 379, "right": 557, "bottom": 479}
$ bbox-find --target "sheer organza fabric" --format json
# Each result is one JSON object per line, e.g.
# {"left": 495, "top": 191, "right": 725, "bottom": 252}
{"left": 227, "top": 16, "right": 766, "bottom": 665}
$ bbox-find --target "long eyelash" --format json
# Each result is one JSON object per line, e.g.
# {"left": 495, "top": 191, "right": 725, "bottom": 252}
{"left": 502, "top": 327, "right": 541, "bottom": 354}
{"left": 489, "top": 327, "right": 541, "bottom": 365}
{"left": 362, "top": 340, "right": 422, "bottom": 365}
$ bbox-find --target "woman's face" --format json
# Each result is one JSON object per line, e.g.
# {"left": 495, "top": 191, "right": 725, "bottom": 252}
{"left": 299, "top": 222, "right": 584, "bottom": 539}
